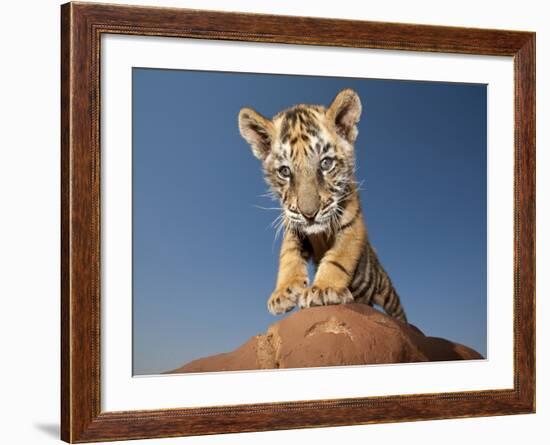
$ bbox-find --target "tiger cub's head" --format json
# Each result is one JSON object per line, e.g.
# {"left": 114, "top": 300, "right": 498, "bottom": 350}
{"left": 238, "top": 89, "right": 362, "bottom": 235}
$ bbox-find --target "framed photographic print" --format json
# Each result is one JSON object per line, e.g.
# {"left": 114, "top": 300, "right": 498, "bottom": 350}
{"left": 61, "top": 2, "right": 535, "bottom": 442}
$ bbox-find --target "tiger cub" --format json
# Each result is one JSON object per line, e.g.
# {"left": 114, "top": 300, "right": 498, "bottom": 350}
{"left": 238, "top": 89, "right": 407, "bottom": 323}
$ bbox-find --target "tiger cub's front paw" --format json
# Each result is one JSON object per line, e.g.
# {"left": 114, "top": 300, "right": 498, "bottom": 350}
{"left": 298, "top": 286, "right": 354, "bottom": 309}
{"left": 267, "top": 281, "right": 307, "bottom": 315}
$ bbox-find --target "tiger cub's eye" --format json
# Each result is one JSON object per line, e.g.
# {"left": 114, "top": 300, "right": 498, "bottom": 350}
{"left": 320, "top": 157, "right": 335, "bottom": 171}
{"left": 278, "top": 166, "right": 291, "bottom": 178}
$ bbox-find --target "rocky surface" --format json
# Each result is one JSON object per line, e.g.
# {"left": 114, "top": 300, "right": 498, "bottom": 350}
{"left": 166, "top": 304, "right": 483, "bottom": 374}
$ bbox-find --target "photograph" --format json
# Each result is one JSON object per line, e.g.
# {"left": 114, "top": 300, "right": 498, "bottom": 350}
{"left": 131, "top": 68, "right": 487, "bottom": 375}
{"left": 55, "top": 2, "right": 536, "bottom": 442}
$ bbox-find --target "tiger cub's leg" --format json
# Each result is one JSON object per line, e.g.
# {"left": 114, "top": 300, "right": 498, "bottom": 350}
{"left": 299, "top": 200, "right": 365, "bottom": 308}
{"left": 372, "top": 287, "right": 407, "bottom": 323}
{"left": 353, "top": 244, "right": 408, "bottom": 323}
{"left": 360, "top": 244, "right": 407, "bottom": 323}
{"left": 370, "top": 254, "right": 407, "bottom": 323}
{"left": 267, "top": 231, "right": 309, "bottom": 315}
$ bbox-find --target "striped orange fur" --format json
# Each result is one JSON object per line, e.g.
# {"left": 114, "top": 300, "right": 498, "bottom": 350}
{"left": 239, "top": 89, "right": 407, "bottom": 323}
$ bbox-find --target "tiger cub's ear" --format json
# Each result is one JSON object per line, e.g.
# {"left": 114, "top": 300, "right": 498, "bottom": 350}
{"left": 238, "top": 107, "right": 274, "bottom": 160}
{"left": 326, "top": 89, "right": 362, "bottom": 144}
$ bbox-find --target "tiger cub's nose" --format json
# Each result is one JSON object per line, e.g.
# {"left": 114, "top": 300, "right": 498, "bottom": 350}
{"left": 297, "top": 178, "right": 320, "bottom": 221}
{"left": 300, "top": 208, "right": 318, "bottom": 222}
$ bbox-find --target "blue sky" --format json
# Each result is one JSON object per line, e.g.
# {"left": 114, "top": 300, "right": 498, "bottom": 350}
{"left": 132, "top": 68, "right": 487, "bottom": 375}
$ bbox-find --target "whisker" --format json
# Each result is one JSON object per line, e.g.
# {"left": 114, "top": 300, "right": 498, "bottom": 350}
{"left": 269, "top": 213, "right": 284, "bottom": 228}
{"left": 272, "top": 216, "right": 287, "bottom": 251}
{"left": 254, "top": 205, "right": 283, "bottom": 211}
{"left": 259, "top": 190, "right": 278, "bottom": 201}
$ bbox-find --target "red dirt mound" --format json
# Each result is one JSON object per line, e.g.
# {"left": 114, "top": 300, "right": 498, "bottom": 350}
{"left": 166, "top": 304, "right": 483, "bottom": 374}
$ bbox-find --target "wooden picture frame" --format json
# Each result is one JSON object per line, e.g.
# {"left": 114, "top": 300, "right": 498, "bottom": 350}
{"left": 61, "top": 2, "right": 535, "bottom": 442}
